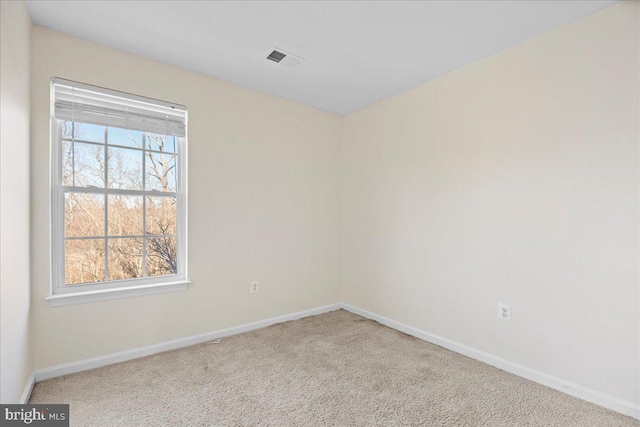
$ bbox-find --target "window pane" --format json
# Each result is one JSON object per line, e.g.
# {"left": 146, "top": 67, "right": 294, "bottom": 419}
{"left": 73, "top": 142, "right": 106, "bottom": 188}
{"left": 62, "top": 140, "right": 73, "bottom": 186}
{"left": 108, "top": 127, "right": 143, "bottom": 149}
{"left": 65, "top": 238, "right": 105, "bottom": 285}
{"left": 147, "top": 237, "right": 177, "bottom": 277}
{"left": 146, "top": 196, "right": 176, "bottom": 235}
{"left": 73, "top": 122, "right": 105, "bottom": 143}
{"left": 108, "top": 238, "right": 143, "bottom": 280}
{"left": 108, "top": 147, "right": 143, "bottom": 190}
{"left": 145, "top": 152, "right": 177, "bottom": 192}
{"left": 108, "top": 195, "right": 143, "bottom": 236}
{"left": 65, "top": 192, "right": 105, "bottom": 237}
{"left": 146, "top": 133, "right": 177, "bottom": 153}
{"left": 61, "top": 121, "right": 74, "bottom": 139}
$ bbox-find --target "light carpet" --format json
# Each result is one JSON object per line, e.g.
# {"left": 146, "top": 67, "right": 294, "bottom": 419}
{"left": 30, "top": 309, "right": 638, "bottom": 426}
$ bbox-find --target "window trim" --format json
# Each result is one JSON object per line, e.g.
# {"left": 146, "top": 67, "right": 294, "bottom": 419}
{"left": 45, "top": 280, "right": 190, "bottom": 307}
{"left": 48, "top": 78, "right": 189, "bottom": 306}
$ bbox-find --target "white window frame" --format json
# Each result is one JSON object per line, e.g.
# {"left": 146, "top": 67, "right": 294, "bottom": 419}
{"left": 47, "top": 78, "right": 189, "bottom": 306}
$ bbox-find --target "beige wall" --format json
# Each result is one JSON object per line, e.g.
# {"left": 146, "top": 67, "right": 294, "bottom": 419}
{"left": 341, "top": 1, "right": 639, "bottom": 405}
{"left": 30, "top": 27, "right": 342, "bottom": 369}
{"left": 1, "top": 0, "right": 33, "bottom": 403}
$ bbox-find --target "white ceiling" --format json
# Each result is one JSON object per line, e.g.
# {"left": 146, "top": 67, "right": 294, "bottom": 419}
{"left": 26, "top": 1, "right": 617, "bottom": 116}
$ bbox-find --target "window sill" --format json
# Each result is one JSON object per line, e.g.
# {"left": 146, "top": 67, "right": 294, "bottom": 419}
{"left": 45, "top": 280, "right": 190, "bottom": 307}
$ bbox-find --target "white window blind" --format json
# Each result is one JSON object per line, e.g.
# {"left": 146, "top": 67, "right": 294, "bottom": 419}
{"left": 53, "top": 78, "right": 187, "bottom": 138}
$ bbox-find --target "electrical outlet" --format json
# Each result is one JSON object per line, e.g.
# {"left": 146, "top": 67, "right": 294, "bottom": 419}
{"left": 250, "top": 281, "right": 259, "bottom": 294}
{"left": 498, "top": 303, "right": 511, "bottom": 322}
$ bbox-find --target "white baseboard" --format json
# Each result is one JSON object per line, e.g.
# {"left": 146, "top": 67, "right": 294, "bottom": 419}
{"left": 19, "top": 372, "right": 35, "bottom": 404}
{"left": 341, "top": 303, "right": 640, "bottom": 420}
{"left": 33, "top": 303, "right": 342, "bottom": 384}
{"left": 23, "top": 301, "right": 639, "bottom": 420}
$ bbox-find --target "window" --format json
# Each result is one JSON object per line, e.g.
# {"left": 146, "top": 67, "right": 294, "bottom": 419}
{"left": 48, "top": 79, "right": 188, "bottom": 306}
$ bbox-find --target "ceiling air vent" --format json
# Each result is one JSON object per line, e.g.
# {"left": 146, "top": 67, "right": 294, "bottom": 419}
{"left": 266, "top": 50, "right": 287, "bottom": 63}
{"left": 264, "top": 47, "right": 305, "bottom": 69}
